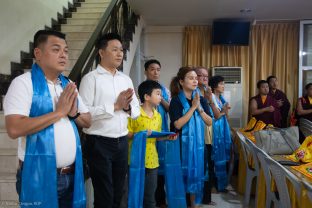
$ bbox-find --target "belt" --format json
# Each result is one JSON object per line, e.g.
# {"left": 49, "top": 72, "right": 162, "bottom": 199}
{"left": 57, "top": 163, "right": 75, "bottom": 174}
{"left": 19, "top": 160, "right": 75, "bottom": 174}
{"left": 93, "top": 135, "right": 126, "bottom": 143}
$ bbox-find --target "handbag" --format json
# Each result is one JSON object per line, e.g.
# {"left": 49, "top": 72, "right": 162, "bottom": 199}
{"left": 254, "top": 126, "right": 300, "bottom": 155}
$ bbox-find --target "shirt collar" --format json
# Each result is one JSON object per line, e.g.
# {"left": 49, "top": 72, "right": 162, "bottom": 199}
{"left": 97, "top": 64, "right": 121, "bottom": 76}
{"left": 140, "top": 106, "right": 157, "bottom": 119}
{"left": 46, "top": 77, "right": 61, "bottom": 85}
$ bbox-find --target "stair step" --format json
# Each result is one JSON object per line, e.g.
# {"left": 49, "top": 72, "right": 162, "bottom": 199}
{"left": 0, "top": 129, "right": 18, "bottom": 149}
{"left": 67, "top": 40, "right": 88, "bottom": 50}
{"left": 0, "top": 111, "right": 4, "bottom": 129}
{"left": 77, "top": 7, "right": 107, "bottom": 13}
{"left": 0, "top": 173, "right": 18, "bottom": 201}
{"left": 0, "top": 149, "right": 18, "bottom": 173}
{"left": 67, "top": 59, "right": 78, "bottom": 69}
{"left": 61, "top": 25, "right": 96, "bottom": 32}
{"left": 85, "top": 0, "right": 111, "bottom": 3}
{"left": 0, "top": 148, "right": 17, "bottom": 156}
{"left": 72, "top": 12, "right": 103, "bottom": 19}
{"left": 65, "top": 32, "right": 92, "bottom": 40}
{"left": 66, "top": 18, "right": 99, "bottom": 25}
{"left": 80, "top": 2, "right": 110, "bottom": 8}
{"left": 68, "top": 49, "right": 83, "bottom": 60}
{"left": 0, "top": 172, "right": 16, "bottom": 183}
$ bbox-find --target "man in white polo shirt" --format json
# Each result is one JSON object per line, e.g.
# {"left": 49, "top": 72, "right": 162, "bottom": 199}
{"left": 4, "top": 30, "right": 91, "bottom": 208}
{"left": 79, "top": 33, "right": 140, "bottom": 208}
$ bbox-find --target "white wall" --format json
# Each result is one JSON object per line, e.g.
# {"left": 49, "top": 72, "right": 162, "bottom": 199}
{"left": 0, "top": 0, "right": 72, "bottom": 74}
{"left": 135, "top": 26, "right": 183, "bottom": 89}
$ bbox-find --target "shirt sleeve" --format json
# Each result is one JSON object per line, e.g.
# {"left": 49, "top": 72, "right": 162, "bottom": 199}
{"left": 169, "top": 96, "right": 183, "bottom": 132}
{"left": 157, "top": 114, "right": 162, "bottom": 132}
{"left": 127, "top": 117, "right": 134, "bottom": 133}
{"left": 128, "top": 78, "right": 140, "bottom": 119}
{"left": 3, "top": 76, "right": 32, "bottom": 116}
{"left": 79, "top": 73, "right": 114, "bottom": 120}
{"left": 77, "top": 94, "right": 89, "bottom": 113}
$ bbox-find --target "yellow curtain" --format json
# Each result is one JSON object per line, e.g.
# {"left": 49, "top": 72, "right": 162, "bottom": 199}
{"left": 249, "top": 23, "right": 299, "bottom": 107}
{"left": 183, "top": 26, "right": 211, "bottom": 67}
{"left": 183, "top": 22, "right": 299, "bottom": 125}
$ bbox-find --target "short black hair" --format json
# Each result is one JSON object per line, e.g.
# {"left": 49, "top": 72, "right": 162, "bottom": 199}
{"left": 305, "top": 83, "right": 312, "bottom": 90}
{"left": 96, "top": 33, "right": 122, "bottom": 49}
{"left": 144, "top": 59, "right": 161, "bottom": 70}
{"left": 34, "top": 30, "right": 66, "bottom": 48}
{"left": 257, "top": 80, "right": 268, "bottom": 89}
{"left": 138, "top": 80, "right": 162, "bottom": 103}
{"left": 266, "top": 75, "right": 277, "bottom": 83}
{"left": 208, "top": 75, "right": 224, "bottom": 90}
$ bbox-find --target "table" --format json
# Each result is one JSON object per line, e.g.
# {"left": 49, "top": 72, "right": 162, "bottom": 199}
{"left": 235, "top": 131, "right": 312, "bottom": 207}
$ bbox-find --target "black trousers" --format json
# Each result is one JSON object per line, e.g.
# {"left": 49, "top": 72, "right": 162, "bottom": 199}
{"left": 202, "top": 144, "right": 214, "bottom": 204}
{"left": 155, "top": 175, "right": 166, "bottom": 206}
{"left": 86, "top": 134, "right": 128, "bottom": 208}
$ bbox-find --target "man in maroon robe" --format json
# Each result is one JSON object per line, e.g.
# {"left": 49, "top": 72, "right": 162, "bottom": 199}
{"left": 267, "top": 76, "right": 291, "bottom": 127}
{"left": 297, "top": 83, "right": 312, "bottom": 122}
{"left": 250, "top": 80, "right": 282, "bottom": 127}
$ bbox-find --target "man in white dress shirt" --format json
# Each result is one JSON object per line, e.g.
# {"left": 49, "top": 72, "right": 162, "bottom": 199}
{"left": 79, "top": 33, "right": 140, "bottom": 208}
{"left": 4, "top": 30, "right": 91, "bottom": 207}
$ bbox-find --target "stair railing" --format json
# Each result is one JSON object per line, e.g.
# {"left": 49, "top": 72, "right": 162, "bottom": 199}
{"left": 68, "top": 0, "right": 138, "bottom": 84}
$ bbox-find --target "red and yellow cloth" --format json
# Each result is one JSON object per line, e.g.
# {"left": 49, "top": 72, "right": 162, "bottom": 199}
{"left": 286, "top": 136, "right": 312, "bottom": 163}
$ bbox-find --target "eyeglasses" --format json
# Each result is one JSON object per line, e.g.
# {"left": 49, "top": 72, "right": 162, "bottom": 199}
{"left": 197, "top": 74, "right": 209, "bottom": 79}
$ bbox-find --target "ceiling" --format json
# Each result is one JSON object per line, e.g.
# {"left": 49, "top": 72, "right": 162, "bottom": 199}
{"left": 128, "top": 0, "right": 312, "bottom": 25}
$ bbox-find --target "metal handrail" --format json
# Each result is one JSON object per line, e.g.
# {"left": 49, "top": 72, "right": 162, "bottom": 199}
{"left": 68, "top": 0, "right": 137, "bottom": 84}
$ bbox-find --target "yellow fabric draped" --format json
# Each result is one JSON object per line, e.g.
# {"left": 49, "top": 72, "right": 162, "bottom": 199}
{"left": 183, "top": 23, "right": 299, "bottom": 125}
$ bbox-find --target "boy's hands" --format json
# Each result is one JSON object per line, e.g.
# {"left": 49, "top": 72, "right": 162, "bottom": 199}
{"left": 147, "top": 129, "right": 152, "bottom": 136}
{"left": 168, "top": 133, "right": 178, "bottom": 140}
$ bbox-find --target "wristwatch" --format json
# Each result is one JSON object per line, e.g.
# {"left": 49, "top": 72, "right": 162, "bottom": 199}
{"left": 68, "top": 112, "right": 80, "bottom": 120}
{"left": 123, "top": 105, "right": 132, "bottom": 112}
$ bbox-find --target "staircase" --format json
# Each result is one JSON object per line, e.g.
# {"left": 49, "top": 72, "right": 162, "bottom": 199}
{"left": 63, "top": 0, "right": 112, "bottom": 76}
{"left": 0, "top": 0, "right": 142, "bottom": 203}
{"left": 0, "top": 112, "right": 18, "bottom": 203}
{"left": 0, "top": 0, "right": 112, "bottom": 203}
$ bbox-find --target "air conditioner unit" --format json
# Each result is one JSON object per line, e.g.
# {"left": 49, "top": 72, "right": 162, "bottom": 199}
{"left": 211, "top": 67, "right": 243, "bottom": 128}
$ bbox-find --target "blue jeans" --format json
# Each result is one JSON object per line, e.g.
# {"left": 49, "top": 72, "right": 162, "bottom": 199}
{"left": 144, "top": 168, "right": 158, "bottom": 208}
{"left": 16, "top": 165, "right": 74, "bottom": 208}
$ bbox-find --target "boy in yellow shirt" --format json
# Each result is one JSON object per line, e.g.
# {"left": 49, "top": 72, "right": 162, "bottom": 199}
{"left": 128, "top": 80, "right": 163, "bottom": 208}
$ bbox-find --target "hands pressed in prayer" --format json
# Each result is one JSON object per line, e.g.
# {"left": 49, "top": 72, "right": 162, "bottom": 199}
{"left": 203, "top": 85, "right": 213, "bottom": 103}
{"left": 192, "top": 92, "right": 200, "bottom": 110}
{"left": 56, "top": 82, "right": 78, "bottom": 117}
{"left": 115, "top": 88, "right": 134, "bottom": 111}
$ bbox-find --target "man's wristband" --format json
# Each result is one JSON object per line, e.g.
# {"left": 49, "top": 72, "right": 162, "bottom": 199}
{"left": 68, "top": 112, "right": 80, "bottom": 120}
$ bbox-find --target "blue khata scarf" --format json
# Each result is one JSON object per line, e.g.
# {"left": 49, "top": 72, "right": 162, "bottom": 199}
{"left": 178, "top": 90, "right": 205, "bottom": 204}
{"left": 20, "top": 63, "right": 86, "bottom": 208}
{"left": 212, "top": 95, "right": 232, "bottom": 191}
{"left": 196, "top": 87, "right": 214, "bottom": 181}
{"left": 128, "top": 130, "right": 177, "bottom": 208}
{"left": 164, "top": 139, "right": 187, "bottom": 208}
{"left": 156, "top": 84, "right": 169, "bottom": 175}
